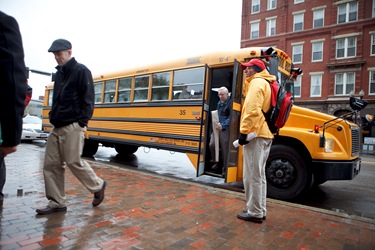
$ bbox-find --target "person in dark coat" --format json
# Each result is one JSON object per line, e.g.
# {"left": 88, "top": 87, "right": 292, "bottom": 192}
{"left": 36, "top": 39, "right": 106, "bottom": 215}
{"left": 0, "top": 11, "right": 28, "bottom": 207}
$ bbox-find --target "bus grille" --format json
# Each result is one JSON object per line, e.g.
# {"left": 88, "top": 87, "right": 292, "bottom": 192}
{"left": 351, "top": 127, "right": 360, "bottom": 156}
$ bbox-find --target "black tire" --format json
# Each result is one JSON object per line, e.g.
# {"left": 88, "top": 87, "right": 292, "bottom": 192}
{"left": 266, "top": 145, "right": 312, "bottom": 200}
{"left": 82, "top": 139, "right": 99, "bottom": 157}
{"left": 114, "top": 144, "right": 139, "bottom": 155}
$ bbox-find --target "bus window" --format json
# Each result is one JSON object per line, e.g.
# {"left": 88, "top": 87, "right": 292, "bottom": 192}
{"left": 94, "top": 82, "right": 103, "bottom": 103}
{"left": 48, "top": 90, "right": 53, "bottom": 106}
{"left": 134, "top": 75, "right": 149, "bottom": 102}
{"left": 118, "top": 77, "right": 131, "bottom": 102}
{"left": 173, "top": 67, "right": 204, "bottom": 100}
{"left": 104, "top": 80, "right": 116, "bottom": 103}
{"left": 152, "top": 72, "right": 170, "bottom": 101}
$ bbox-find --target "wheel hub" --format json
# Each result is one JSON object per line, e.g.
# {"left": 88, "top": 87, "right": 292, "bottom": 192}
{"left": 267, "top": 159, "right": 296, "bottom": 188}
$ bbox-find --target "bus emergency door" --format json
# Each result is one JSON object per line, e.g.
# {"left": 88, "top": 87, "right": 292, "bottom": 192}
{"left": 225, "top": 60, "right": 244, "bottom": 183}
{"left": 196, "top": 64, "right": 212, "bottom": 177}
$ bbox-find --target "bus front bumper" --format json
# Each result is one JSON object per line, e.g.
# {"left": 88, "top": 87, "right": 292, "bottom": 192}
{"left": 312, "top": 157, "right": 361, "bottom": 180}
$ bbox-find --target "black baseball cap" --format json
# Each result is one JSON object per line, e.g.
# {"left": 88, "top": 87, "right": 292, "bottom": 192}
{"left": 48, "top": 39, "right": 72, "bottom": 52}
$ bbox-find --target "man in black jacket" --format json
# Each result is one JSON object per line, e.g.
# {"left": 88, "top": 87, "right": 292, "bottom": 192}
{"left": 0, "top": 11, "right": 28, "bottom": 207}
{"left": 36, "top": 39, "right": 106, "bottom": 215}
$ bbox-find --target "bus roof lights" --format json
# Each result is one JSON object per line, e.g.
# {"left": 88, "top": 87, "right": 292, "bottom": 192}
{"left": 314, "top": 124, "right": 320, "bottom": 133}
{"left": 290, "top": 68, "right": 302, "bottom": 80}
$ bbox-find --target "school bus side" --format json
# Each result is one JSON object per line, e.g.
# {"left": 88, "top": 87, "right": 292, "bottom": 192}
{"left": 42, "top": 47, "right": 361, "bottom": 200}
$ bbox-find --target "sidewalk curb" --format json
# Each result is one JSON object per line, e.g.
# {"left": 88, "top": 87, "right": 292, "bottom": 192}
{"left": 88, "top": 159, "right": 375, "bottom": 226}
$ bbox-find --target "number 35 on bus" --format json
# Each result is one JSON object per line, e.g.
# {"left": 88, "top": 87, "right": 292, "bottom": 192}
{"left": 42, "top": 47, "right": 362, "bottom": 200}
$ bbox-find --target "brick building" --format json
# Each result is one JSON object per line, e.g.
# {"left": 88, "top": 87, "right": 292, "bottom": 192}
{"left": 241, "top": 0, "right": 375, "bottom": 124}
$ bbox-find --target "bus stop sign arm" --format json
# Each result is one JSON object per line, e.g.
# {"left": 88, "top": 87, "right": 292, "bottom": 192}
{"left": 26, "top": 67, "right": 54, "bottom": 81}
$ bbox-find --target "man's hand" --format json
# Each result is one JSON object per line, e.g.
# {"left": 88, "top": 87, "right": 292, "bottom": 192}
{"left": 216, "top": 123, "right": 222, "bottom": 131}
{"left": 238, "top": 133, "right": 249, "bottom": 146}
{"left": 0, "top": 146, "right": 17, "bottom": 157}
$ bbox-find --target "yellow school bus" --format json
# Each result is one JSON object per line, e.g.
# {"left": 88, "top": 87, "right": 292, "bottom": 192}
{"left": 42, "top": 47, "right": 362, "bottom": 200}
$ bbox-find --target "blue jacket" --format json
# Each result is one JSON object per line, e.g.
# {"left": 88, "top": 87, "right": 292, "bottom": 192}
{"left": 217, "top": 96, "right": 231, "bottom": 131}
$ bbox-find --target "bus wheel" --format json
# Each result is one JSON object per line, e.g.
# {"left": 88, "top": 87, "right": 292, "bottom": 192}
{"left": 82, "top": 139, "right": 99, "bottom": 157}
{"left": 114, "top": 144, "right": 139, "bottom": 155}
{"left": 266, "top": 145, "right": 312, "bottom": 200}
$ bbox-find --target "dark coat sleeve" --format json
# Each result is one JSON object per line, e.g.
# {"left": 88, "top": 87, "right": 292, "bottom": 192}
{"left": 0, "top": 11, "right": 27, "bottom": 147}
{"left": 77, "top": 65, "right": 94, "bottom": 127}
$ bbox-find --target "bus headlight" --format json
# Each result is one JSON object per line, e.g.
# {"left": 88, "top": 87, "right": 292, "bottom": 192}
{"left": 324, "top": 138, "right": 334, "bottom": 152}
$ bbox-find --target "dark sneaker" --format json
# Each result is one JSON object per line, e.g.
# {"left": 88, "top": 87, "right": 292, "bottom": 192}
{"left": 237, "top": 211, "right": 263, "bottom": 223}
{"left": 36, "top": 206, "right": 67, "bottom": 215}
{"left": 92, "top": 180, "right": 106, "bottom": 207}
{"left": 242, "top": 210, "right": 266, "bottom": 220}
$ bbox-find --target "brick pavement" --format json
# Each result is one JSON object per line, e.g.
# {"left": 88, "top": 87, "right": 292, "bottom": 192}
{"left": 0, "top": 144, "right": 375, "bottom": 249}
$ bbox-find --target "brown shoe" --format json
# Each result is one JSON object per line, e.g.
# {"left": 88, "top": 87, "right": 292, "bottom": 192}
{"left": 92, "top": 180, "right": 106, "bottom": 207}
{"left": 36, "top": 206, "right": 67, "bottom": 215}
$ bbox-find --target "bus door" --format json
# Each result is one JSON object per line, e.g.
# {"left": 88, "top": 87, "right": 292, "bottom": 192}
{"left": 225, "top": 60, "right": 244, "bottom": 183}
{"left": 196, "top": 64, "right": 212, "bottom": 177}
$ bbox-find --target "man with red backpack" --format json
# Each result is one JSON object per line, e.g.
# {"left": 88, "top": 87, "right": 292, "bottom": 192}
{"left": 236, "top": 59, "right": 275, "bottom": 223}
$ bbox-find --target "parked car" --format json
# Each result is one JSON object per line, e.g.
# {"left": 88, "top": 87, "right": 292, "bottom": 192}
{"left": 21, "top": 115, "right": 49, "bottom": 141}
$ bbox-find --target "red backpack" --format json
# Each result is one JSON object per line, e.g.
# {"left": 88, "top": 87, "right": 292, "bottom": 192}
{"left": 263, "top": 80, "right": 293, "bottom": 134}
{"left": 24, "top": 83, "right": 32, "bottom": 107}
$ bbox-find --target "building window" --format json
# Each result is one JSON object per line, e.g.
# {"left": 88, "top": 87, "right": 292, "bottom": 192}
{"left": 335, "top": 72, "right": 355, "bottom": 95}
{"left": 312, "top": 41, "right": 323, "bottom": 62}
{"left": 267, "top": 0, "right": 276, "bottom": 10}
{"left": 292, "top": 44, "right": 303, "bottom": 64}
{"left": 266, "top": 18, "right": 276, "bottom": 36}
{"left": 294, "top": 0, "right": 304, "bottom": 3}
{"left": 369, "top": 70, "right": 375, "bottom": 94}
{"left": 250, "top": 22, "right": 259, "bottom": 39}
{"left": 310, "top": 73, "right": 322, "bottom": 97}
{"left": 294, "top": 76, "right": 301, "bottom": 97}
{"left": 373, "top": 0, "right": 375, "bottom": 17}
{"left": 293, "top": 13, "right": 304, "bottom": 32}
{"left": 371, "top": 34, "right": 375, "bottom": 56}
{"left": 252, "top": 0, "right": 260, "bottom": 14}
{"left": 313, "top": 8, "right": 324, "bottom": 28}
{"left": 336, "top": 37, "right": 356, "bottom": 59}
{"left": 337, "top": 1, "right": 358, "bottom": 24}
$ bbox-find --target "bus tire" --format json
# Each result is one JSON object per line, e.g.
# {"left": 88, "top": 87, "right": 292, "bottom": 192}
{"left": 82, "top": 139, "right": 99, "bottom": 157}
{"left": 114, "top": 144, "right": 139, "bottom": 155}
{"left": 266, "top": 145, "right": 312, "bottom": 200}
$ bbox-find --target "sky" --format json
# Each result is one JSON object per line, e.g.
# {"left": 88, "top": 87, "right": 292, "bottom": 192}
{"left": 1, "top": 0, "right": 242, "bottom": 99}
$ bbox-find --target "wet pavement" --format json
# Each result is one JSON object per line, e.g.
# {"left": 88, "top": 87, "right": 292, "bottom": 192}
{"left": 1, "top": 143, "right": 375, "bottom": 249}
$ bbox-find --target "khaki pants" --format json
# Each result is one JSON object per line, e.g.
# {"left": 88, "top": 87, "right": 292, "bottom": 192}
{"left": 243, "top": 137, "right": 272, "bottom": 218}
{"left": 43, "top": 123, "right": 103, "bottom": 207}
